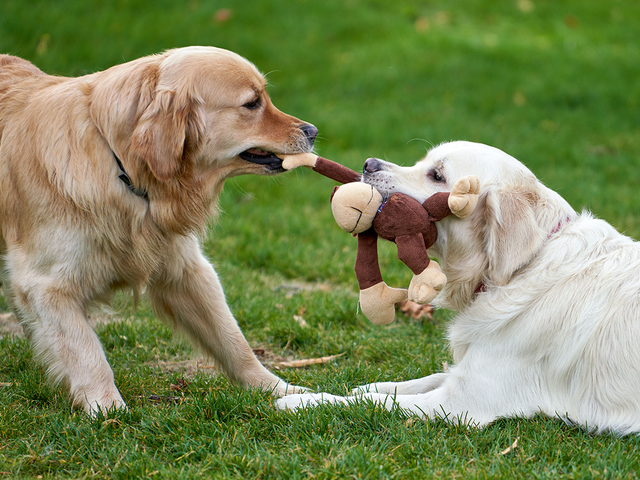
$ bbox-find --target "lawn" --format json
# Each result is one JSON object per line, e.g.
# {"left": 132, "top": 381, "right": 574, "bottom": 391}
{"left": 2, "top": 0, "right": 640, "bottom": 478}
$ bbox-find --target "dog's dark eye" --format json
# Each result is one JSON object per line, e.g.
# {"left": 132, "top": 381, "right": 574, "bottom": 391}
{"left": 428, "top": 170, "right": 446, "bottom": 183}
{"left": 243, "top": 98, "right": 261, "bottom": 110}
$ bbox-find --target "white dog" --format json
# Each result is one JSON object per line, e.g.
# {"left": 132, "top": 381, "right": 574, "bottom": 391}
{"left": 277, "top": 141, "right": 640, "bottom": 435}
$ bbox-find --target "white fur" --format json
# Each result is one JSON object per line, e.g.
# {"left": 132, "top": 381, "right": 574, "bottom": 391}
{"left": 277, "top": 141, "right": 640, "bottom": 435}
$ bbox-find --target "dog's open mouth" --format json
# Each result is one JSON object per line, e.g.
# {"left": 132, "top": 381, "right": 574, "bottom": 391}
{"left": 239, "top": 148, "right": 282, "bottom": 166}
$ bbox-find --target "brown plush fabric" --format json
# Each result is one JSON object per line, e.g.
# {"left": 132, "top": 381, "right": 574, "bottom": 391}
{"left": 396, "top": 234, "right": 431, "bottom": 275}
{"left": 420, "top": 191, "right": 452, "bottom": 249}
{"left": 353, "top": 191, "right": 452, "bottom": 286}
{"left": 314, "top": 157, "right": 361, "bottom": 184}
{"left": 374, "top": 194, "right": 431, "bottom": 239}
{"left": 423, "top": 192, "right": 452, "bottom": 222}
{"left": 355, "top": 228, "right": 384, "bottom": 289}
{"left": 312, "top": 155, "right": 453, "bottom": 291}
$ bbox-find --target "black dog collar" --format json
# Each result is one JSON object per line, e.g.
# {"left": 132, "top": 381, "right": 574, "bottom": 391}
{"left": 113, "top": 153, "right": 148, "bottom": 200}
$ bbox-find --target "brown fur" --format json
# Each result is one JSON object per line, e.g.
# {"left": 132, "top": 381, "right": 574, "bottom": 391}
{"left": 0, "top": 47, "right": 314, "bottom": 414}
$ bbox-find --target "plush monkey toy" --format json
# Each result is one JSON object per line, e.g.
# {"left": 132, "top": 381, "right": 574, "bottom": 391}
{"left": 280, "top": 153, "right": 479, "bottom": 325}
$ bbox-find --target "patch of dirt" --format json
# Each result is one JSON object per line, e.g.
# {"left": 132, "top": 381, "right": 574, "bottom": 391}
{"left": 251, "top": 344, "right": 290, "bottom": 367}
{"left": 146, "top": 358, "right": 217, "bottom": 376}
{"left": 258, "top": 272, "right": 357, "bottom": 298}
{"left": 271, "top": 279, "right": 334, "bottom": 296}
{"left": 0, "top": 311, "right": 123, "bottom": 339}
{"left": 144, "top": 345, "right": 294, "bottom": 378}
{"left": 0, "top": 312, "right": 22, "bottom": 338}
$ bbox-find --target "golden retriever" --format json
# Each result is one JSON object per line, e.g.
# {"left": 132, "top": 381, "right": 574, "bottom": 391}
{"left": 0, "top": 46, "right": 316, "bottom": 415}
{"left": 278, "top": 141, "right": 640, "bottom": 435}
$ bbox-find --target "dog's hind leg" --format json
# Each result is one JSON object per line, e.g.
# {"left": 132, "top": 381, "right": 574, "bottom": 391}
{"left": 148, "top": 236, "right": 306, "bottom": 396}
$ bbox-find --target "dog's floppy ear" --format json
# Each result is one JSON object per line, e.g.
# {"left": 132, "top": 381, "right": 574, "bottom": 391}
{"left": 131, "top": 85, "right": 205, "bottom": 182}
{"left": 482, "top": 182, "right": 546, "bottom": 285}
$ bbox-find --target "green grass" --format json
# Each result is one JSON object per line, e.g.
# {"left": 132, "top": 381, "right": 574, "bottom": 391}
{"left": 2, "top": 0, "right": 640, "bottom": 477}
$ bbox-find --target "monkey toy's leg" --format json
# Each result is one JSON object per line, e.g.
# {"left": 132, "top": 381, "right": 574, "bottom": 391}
{"left": 355, "top": 229, "right": 408, "bottom": 325}
{"left": 395, "top": 234, "right": 446, "bottom": 305}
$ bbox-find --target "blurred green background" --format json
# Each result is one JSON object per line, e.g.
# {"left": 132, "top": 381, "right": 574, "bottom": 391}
{"left": 3, "top": 0, "right": 639, "bottom": 238}
{"left": 2, "top": 1, "right": 640, "bottom": 477}
{"left": 7, "top": 0, "right": 637, "bottom": 287}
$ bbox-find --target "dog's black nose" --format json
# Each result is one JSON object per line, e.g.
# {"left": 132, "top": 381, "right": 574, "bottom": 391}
{"left": 301, "top": 123, "right": 318, "bottom": 146}
{"left": 364, "top": 158, "right": 382, "bottom": 173}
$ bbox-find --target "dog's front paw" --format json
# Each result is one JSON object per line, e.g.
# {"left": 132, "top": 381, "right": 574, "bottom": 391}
{"left": 275, "top": 393, "right": 345, "bottom": 411}
{"left": 83, "top": 396, "right": 128, "bottom": 418}
{"left": 272, "top": 381, "right": 309, "bottom": 397}
{"left": 449, "top": 175, "right": 480, "bottom": 219}
{"left": 74, "top": 385, "right": 127, "bottom": 417}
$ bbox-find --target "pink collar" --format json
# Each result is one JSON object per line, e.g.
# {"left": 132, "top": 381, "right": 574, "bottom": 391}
{"left": 548, "top": 218, "right": 567, "bottom": 237}
{"left": 473, "top": 216, "right": 571, "bottom": 297}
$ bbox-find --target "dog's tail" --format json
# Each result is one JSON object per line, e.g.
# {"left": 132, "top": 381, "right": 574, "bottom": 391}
{"left": 0, "top": 55, "right": 45, "bottom": 96}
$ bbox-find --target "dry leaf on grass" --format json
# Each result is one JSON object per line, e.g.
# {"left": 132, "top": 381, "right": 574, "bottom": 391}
{"left": 147, "top": 395, "right": 186, "bottom": 405}
{"left": 500, "top": 437, "right": 519, "bottom": 455}
{"left": 276, "top": 352, "right": 346, "bottom": 369}
{"left": 213, "top": 8, "right": 232, "bottom": 23}
{"left": 293, "top": 315, "right": 309, "bottom": 328}
{"left": 102, "top": 418, "right": 122, "bottom": 427}
{"left": 170, "top": 378, "right": 191, "bottom": 392}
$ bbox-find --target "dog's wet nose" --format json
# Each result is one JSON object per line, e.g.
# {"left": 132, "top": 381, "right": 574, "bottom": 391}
{"left": 364, "top": 158, "right": 382, "bottom": 173}
{"left": 301, "top": 123, "right": 318, "bottom": 146}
